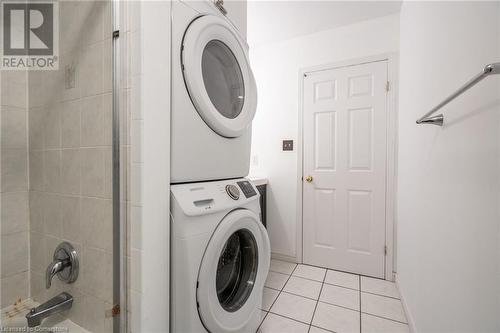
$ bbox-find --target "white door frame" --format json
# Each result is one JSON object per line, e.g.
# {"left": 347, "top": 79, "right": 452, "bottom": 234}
{"left": 296, "top": 53, "right": 398, "bottom": 281}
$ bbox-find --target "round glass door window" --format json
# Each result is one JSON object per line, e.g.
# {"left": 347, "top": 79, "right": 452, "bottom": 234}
{"left": 202, "top": 40, "right": 245, "bottom": 120}
{"left": 216, "top": 229, "right": 258, "bottom": 312}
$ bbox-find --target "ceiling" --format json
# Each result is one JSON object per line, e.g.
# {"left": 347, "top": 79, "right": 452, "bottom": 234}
{"left": 247, "top": 1, "right": 402, "bottom": 47}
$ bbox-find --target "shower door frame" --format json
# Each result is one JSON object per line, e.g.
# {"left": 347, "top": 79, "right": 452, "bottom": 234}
{"left": 111, "top": 0, "right": 127, "bottom": 332}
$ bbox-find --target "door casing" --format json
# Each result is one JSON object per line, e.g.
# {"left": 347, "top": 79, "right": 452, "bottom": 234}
{"left": 296, "top": 53, "right": 398, "bottom": 281}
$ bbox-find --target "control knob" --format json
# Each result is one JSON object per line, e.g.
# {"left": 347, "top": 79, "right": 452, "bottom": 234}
{"left": 225, "top": 184, "right": 240, "bottom": 200}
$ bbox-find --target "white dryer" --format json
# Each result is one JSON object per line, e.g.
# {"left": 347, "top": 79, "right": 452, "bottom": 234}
{"left": 171, "top": 1, "right": 257, "bottom": 183}
{"left": 170, "top": 178, "right": 270, "bottom": 333}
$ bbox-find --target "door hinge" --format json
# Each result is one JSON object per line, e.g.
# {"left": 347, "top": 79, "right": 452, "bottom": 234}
{"left": 113, "top": 30, "right": 119, "bottom": 39}
{"left": 384, "top": 245, "right": 388, "bottom": 256}
{"left": 386, "top": 81, "right": 390, "bottom": 92}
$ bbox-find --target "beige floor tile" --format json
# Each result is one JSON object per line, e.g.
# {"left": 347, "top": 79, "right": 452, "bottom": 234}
{"left": 293, "top": 264, "right": 326, "bottom": 282}
{"left": 270, "top": 259, "right": 297, "bottom": 275}
{"left": 361, "top": 276, "right": 400, "bottom": 299}
{"left": 270, "top": 292, "right": 316, "bottom": 324}
{"left": 265, "top": 271, "right": 289, "bottom": 290}
{"left": 259, "top": 313, "right": 309, "bottom": 333}
{"left": 260, "top": 310, "right": 268, "bottom": 326}
{"left": 309, "top": 326, "right": 333, "bottom": 333}
{"left": 361, "top": 313, "right": 410, "bottom": 333}
{"left": 361, "top": 293, "right": 407, "bottom": 323}
{"left": 262, "top": 287, "right": 280, "bottom": 311}
{"left": 320, "top": 284, "right": 360, "bottom": 311}
{"left": 283, "top": 276, "right": 322, "bottom": 300}
{"left": 324, "top": 270, "right": 360, "bottom": 290}
{"left": 312, "top": 301, "right": 360, "bottom": 333}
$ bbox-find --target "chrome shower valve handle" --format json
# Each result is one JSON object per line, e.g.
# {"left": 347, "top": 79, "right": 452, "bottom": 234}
{"left": 46, "top": 242, "right": 79, "bottom": 289}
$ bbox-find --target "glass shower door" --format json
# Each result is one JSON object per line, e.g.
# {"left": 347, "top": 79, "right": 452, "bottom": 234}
{"left": 0, "top": 1, "right": 126, "bottom": 331}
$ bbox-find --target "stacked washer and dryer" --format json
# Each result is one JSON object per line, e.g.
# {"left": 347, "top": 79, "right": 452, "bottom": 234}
{"left": 170, "top": 1, "right": 270, "bottom": 332}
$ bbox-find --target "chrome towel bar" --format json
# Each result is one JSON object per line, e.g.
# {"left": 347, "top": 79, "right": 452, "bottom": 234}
{"left": 416, "top": 62, "right": 500, "bottom": 126}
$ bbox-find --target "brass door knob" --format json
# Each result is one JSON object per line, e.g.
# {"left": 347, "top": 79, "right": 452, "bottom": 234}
{"left": 305, "top": 176, "right": 313, "bottom": 183}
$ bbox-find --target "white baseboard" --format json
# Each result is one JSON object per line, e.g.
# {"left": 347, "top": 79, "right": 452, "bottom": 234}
{"left": 394, "top": 274, "right": 417, "bottom": 333}
{"left": 271, "top": 252, "right": 297, "bottom": 263}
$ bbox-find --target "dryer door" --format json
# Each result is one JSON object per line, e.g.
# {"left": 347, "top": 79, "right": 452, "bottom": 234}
{"left": 182, "top": 15, "right": 257, "bottom": 138}
{"left": 197, "top": 209, "right": 270, "bottom": 333}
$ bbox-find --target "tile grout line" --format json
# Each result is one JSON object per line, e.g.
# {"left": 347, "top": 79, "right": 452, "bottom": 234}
{"left": 271, "top": 267, "right": 361, "bottom": 292}
{"left": 315, "top": 299, "right": 361, "bottom": 313}
{"left": 261, "top": 267, "right": 296, "bottom": 328}
{"left": 360, "top": 311, "right": 409, "bottom": 325}
{"left": 307, "top": 268, "right": 327, "bottom": 332}
{"left": 359, "top": 275, "right": 362, "bottom": 333}
{"left": 288, "top": 261, "right": 392, "bottom": 284}
{"left": 266, "top": 301, "right": 364, "bottom": 328}
{"left": 267, "top": 310, "right": 314, "bottom": 327}
{"left": 310, "top": 324, "right": 336, "bottom": 333}
{"left": 360, "top": 289, "right": 401, "bottom": 300}
{"left": 277, "top": 288, "right": 323, "bottom": 303}
{"left": 257, "top": 310, "right": 268, "bottom": 332}
{"left": 323, "top": 281, "right": 360, "bottom": 292}
{"left": 258, "top": 264, "right": 298, "bottom": 331}
{"left": 280, "top": 289, "right": 317, "bottom": 302}
{"left": 265, "top": 311, "right": 314, "bottom": 328}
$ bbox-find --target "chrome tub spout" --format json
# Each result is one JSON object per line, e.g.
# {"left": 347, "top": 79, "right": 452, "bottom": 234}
{"left": 25, "top": 292, "right": 73, "bottom": 328}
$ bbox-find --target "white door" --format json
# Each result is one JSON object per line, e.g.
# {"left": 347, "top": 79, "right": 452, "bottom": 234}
{"left": 302, "top": 61, "right": 388, "bottom": 278}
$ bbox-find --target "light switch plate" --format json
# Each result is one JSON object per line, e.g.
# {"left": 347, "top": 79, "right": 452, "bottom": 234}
{"left": 282, "top": 140, "right": 293, "bottom": 151}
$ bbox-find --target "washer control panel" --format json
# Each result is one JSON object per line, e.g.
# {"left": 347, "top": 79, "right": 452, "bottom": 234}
{"left": 225, "top": 184, "right": 240, "bottom": 200}
{"left": 237, "top": 180, "right": 257, "bottom": 198}
{"left": 171, "top": 178, "right": 260, "bottom": 216}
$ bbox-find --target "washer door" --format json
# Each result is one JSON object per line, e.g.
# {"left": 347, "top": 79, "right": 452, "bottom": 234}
{"left": 197, "top": 209, "right": 270, "bottom": 333}
{"left": 182, "top": 15, "right": 257, "bottom": 138}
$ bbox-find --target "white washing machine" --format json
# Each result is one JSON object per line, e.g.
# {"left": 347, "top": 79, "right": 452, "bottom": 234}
{"left": 170, "top": 178, "right": 270, "bottom": 333}
{"left": 171, "top": 0, "right": 258, "bottom": 184}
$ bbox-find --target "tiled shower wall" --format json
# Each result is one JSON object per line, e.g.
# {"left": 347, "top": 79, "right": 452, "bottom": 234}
{"left": 27, "top": 1, "right": 114, "bottom": 331}
{"left": 0, "top": 70, "right": 30, "bottom": 308}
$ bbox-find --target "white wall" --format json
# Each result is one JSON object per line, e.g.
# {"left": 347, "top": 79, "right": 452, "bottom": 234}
{"left": 249, "top": 14, "right": 400, "bottom": 259}
{"left": 247, "top": 1, "right": 401, "bottom": 47}
{"left": 128, "top": 1, "right": 171, "bottom": 332}
{"left": 224, "top": 0, "right": 247, "bottom": 40}
{"left": 397, "top": 2, "right": 500, "bottom": 332}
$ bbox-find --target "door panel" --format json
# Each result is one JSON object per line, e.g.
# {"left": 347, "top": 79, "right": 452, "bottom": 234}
{"left": 348, "top": 74, "right": 374, "bottom": 98}
{"left": 314, "top": 80, "right": 337, "bottom": 101}
{"left": 347, "top": 190, "right": 372, "bottom": 253}
{"left": 348, "top": 107, "right": 373, "bottom": 170}
{"left": 313, "top": 188, "right": 336, "bottom": 248}
{"left": 303, "top": 61, "right": 388, "bottom": 278}
{"left": 314, "top": 111, "right": 337, "bottom": 170}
